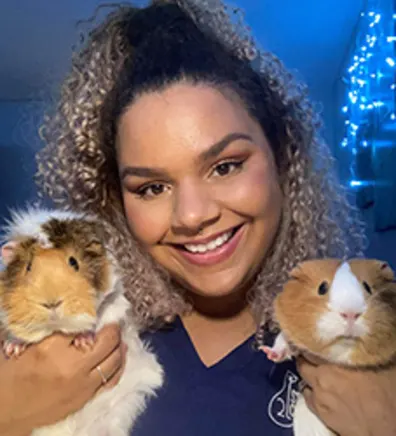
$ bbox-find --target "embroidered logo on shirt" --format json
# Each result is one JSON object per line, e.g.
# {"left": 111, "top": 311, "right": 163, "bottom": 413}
{"left": 268, "top": 370, "right": 300, "bottom": 428}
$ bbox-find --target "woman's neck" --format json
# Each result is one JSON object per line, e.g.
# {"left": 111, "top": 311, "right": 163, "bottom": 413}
{"left": 181, "top": 292, "right": 256, "bottom": 367}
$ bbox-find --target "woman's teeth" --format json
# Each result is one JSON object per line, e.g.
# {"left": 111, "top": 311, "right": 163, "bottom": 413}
{"left": 183, "top": 230, "right": 233, "bottom": 253}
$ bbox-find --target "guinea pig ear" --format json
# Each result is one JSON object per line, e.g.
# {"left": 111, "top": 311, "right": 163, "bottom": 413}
{"left": 376, "top": 260, "right": 395, "bottom": 282}
{"left": 288, "top": 264, "right": 307, "bottom": 281}
{"left": 1, "top": 241, "right": 19, "bottom": 266}
{"left": 84, "top": 240, "right": 105, "bottom": 257}
{"left": 288, "top": 259, "right": 342, "bottom": 282}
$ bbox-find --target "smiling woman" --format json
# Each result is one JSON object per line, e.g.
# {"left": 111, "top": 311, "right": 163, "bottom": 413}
{"left": 3, "top": 1, "right": 392, "bottom": 436}
{"left": 117, "top": 83, "right": 282, "bottom": 302}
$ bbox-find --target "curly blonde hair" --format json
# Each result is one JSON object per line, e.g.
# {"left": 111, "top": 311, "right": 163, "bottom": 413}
{"left": 35, "top": 0, "right": 366, "bottom": 332}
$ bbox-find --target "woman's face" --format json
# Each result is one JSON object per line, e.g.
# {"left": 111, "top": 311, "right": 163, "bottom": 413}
{"left": 116, "top": 83, "right": 282, "bottom": 299}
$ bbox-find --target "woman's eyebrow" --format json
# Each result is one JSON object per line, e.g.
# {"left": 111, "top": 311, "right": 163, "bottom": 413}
{"left": 120, "top": 166, "right": 168, "bottom": 180}
{"left": 198, "top": 132, "right": 253, "bottom": 163}
{"left": 120, "top": 132, "right": 253, "bottom": 180}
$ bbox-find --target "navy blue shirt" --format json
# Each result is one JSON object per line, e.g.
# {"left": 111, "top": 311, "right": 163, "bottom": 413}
{"left": 133, "top": 318, "right": 299, "bottom": 435}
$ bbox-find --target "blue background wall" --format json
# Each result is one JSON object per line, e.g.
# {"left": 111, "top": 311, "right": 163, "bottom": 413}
{"left": 1, "top": 0, "right": 396, "bottom": 265}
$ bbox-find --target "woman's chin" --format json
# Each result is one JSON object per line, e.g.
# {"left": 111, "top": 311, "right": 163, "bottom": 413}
{"left": 179, "top": 274, "right": 250, "bottom": 301}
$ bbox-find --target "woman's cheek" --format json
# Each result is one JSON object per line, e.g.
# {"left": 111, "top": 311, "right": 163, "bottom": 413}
{"left": 218, "top": 164, "right": 281, "bottom": 217}
{"left": 123, "top": 195, "right": 171, "bottom": 244}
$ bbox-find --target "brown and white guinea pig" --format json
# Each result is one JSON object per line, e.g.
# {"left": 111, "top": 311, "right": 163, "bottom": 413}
{"left": 0, "top": 209, "right": 116, "bottom": 353}
{"left": 261, "top": 258, "right": 396, "bottom": 436}
{"left": 0, "top": 208, "right": 163, "bottom": 436}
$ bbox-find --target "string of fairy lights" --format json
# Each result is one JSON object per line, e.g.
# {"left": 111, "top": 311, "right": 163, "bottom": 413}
{"left": 340, "top": 3, "right": 395, "bottom": 188}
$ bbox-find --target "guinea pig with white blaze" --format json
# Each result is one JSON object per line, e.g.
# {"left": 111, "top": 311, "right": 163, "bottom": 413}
{"left": 0, "top": 208, "right": 164, "bottom": 436}
{"left": 261, "top": 258, "right": 396, "bottom": 436}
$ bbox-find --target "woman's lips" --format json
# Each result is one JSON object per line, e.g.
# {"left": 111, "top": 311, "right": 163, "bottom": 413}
{"left": 172, "top": 225, "right": 245, "bottom": 267}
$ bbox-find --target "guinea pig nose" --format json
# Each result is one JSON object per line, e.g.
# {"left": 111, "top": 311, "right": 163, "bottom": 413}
{"left": 340, "top": 311, "right": 361, "bottom": 321}
{"left": 42, "top": 300, "right": 63, "bottom": 310}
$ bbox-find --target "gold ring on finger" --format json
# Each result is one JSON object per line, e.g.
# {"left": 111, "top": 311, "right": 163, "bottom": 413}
{"left": 96, "top": 365, "right": 107, "bottom": 385}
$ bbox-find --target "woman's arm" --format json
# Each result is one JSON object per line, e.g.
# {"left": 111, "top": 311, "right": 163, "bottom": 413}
{"left": 297, "top": 356, "right": 396, "bottom": 436}
{"left": 0, "top": 324, "right": 124, "bottom": 435}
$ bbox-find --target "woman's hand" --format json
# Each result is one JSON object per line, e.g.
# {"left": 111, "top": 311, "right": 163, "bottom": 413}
{"left": 0, "top": 324, "right": 126, "bottom": 436}
{"left": 297, "top": 355, "right": 396, "bottom": 436}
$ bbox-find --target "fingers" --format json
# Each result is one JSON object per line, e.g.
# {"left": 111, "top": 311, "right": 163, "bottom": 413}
{"left": 302, "top": 386, "right": 318, "bottom": 415}
{"left": 21, "top": 332, "right": 79, "bottom": 368}
{"left": 34, "top": 331, "right": 75, "bottom": 353}
{"left": 91, "top": 343, "right": 122, "bottom": 384}
{"left": 84, "top": 324, "right": 122, "bottom": 371}
{"left": 25, "top": 324, "right": 120, "bottom": 366}
{"left": 95, "top": 364, "right": 123, "bottom": 397}
{"left": 95, "top": 343, "right": 127, "bottom": 395}
{"left": 296, "top": 355, "right": 319, "bottom": 388}
{"left": 299, "top": 351, "right": 326, "bottom": 366}
{"left": 89, "top": 342, "right": 127, "bottom": 392}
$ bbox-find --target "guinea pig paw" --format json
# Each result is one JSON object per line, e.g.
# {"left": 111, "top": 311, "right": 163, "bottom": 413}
{"left": 3, "top": 339, "right": 28, "bottom": 359}
{"left": 72, "top": 331, "right": 96, "bottom": 351}
{"left": 259, "top": 345, "right": 287, "bottom": 363}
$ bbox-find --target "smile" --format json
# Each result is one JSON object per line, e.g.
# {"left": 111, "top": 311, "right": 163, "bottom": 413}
{"left": 172, "top": 224, "right": 244, "bottom": 267}
{"left": 183, "top": 229, "right": 234, "bottom": 253}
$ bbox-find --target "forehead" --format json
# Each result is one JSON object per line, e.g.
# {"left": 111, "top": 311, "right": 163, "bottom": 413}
{"left": 116, "top": 83, "right": 263, "bottom": 163}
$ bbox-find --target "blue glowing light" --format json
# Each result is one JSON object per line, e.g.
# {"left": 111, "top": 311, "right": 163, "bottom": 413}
{"left": 341, "top": 4, "right": 396, "bottom": 188}
{"left": 349, "top": 180, "right": 375, "bottom": 188}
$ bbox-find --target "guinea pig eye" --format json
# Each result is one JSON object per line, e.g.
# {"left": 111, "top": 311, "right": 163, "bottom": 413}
{"left": 363, "top": 281, "right": 372, "bottom": 294}
{"left": 318, "top": 281, "right": 329, "bottom": 296}
{"left": 26, "top": 261, "right": 32, "bottom": 272}
{"left": 68, "top": 256, "right": 79, "bottom": 271}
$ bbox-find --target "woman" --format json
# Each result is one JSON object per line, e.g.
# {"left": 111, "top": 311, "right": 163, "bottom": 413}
{"left": 1, "top": 0, "right": 396, "bottom": 435}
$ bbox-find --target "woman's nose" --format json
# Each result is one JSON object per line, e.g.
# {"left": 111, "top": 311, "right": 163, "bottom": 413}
{"left": 171, "top": 180, "right": 221, "bottom": 234}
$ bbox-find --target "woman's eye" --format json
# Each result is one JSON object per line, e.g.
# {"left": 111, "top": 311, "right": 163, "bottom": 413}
{"left": 136, "top": 183, "right": 168, "bottom": 199}
{"left": 212, "top": 160, "right": 243, "bottom": 177}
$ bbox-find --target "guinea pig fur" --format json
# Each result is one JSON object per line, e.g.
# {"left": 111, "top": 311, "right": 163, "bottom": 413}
{"left": 261, "top": 258, "right": 396, "bottom": 436}
{"left": 0, "top": 207, "right": 163, "bottom": 436}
